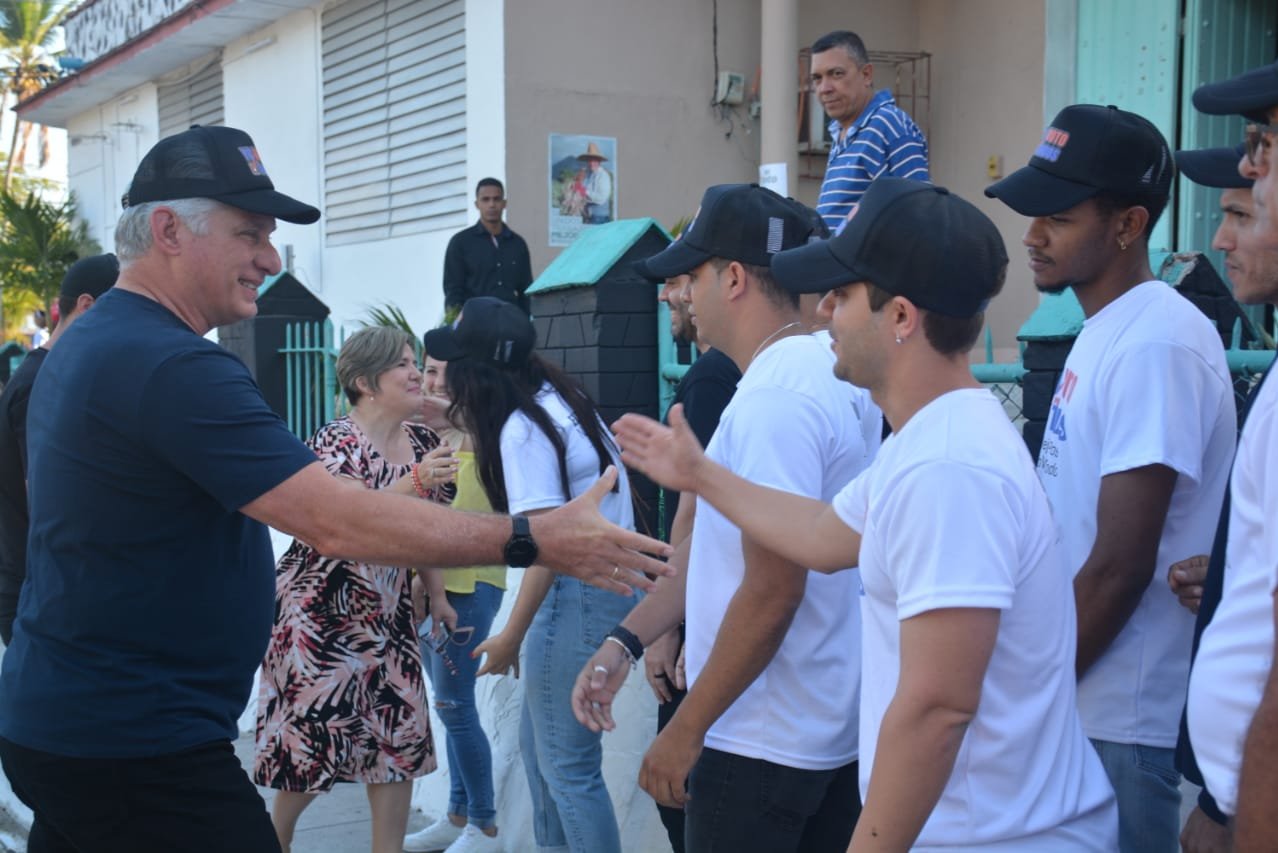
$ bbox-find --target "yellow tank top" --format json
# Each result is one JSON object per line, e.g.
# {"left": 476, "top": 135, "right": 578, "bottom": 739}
{"left": 444, "top": 450, "right": 508, "bottom": 594}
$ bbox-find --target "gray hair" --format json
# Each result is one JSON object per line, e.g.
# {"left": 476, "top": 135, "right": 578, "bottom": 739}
{"left": 114, "top": 198, "right": 222, "bottom": 263}
{"left": 337, "top": 326, "right": 415, "bottom": 406}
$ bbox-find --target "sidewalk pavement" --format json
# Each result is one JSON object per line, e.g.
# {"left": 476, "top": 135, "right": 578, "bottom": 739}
{"left": 234, "top": 733, "right": 435, "bottom": 853}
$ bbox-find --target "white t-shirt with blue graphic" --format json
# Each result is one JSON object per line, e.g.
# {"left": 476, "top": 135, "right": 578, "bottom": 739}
{"left": 1039, "top": 280, "right": 1234, "bottom": 747}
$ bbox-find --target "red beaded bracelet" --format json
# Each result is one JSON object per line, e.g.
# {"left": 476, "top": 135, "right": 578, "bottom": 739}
{"left": 409, "top": 463, "right": 428, "bottom": 498}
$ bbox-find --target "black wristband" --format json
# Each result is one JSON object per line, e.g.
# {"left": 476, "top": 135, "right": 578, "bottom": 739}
{"left": 606, "top": 625, "right": 644, "bottom": 662}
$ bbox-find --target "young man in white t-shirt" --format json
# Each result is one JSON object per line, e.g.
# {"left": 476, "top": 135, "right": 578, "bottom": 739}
{"left": 608, "top": 178, "right": 1119, "bottom": 851}
{"left": 1181, "top": 62, "right": 1278, "bottom": 852}
{"left": 985, "top": 105, "right": 1236, "bottom": 853}
{"left": 572, "top": 183, "right": 881, "bottom": 852}
{"left": 1162, "top": 141, "right": 1259, "bottom": 853}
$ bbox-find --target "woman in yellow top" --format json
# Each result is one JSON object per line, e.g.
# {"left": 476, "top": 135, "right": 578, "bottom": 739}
{"left": 404, "top": 353, "right": 507, "bottom": 853}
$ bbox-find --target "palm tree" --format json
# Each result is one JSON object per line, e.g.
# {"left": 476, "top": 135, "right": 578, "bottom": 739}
{"left": 0, "top": 1, "right": 67, "bottom": 191}
{"left": 0, "top": 189, "right": 98, "bottom": 329}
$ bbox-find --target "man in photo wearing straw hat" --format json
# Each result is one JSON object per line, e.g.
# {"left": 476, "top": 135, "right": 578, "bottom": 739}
{"left": 578, "top": 141, "right": 613, "bottom": 224}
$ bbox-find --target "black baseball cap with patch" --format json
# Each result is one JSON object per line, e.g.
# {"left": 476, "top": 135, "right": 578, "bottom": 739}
{"left": 1193, "top": 60, "right": 1278, "bottom": 123}
{"left": 633, "top": 184, "right": 819, "bottom": 279}
{"left": 423, "top": 297, "right": 536, "bottom": 367}
{"left": 1175, "top": 144, "right": 1251, "bottom": 189}
{"left": 985, "top": 104, "right": 1173, "bottom": 217}
{"left": 122, "top": 125, "right": 320, "bottom": 224}
{"left": 774, "top": 178, "right": 1008, "bottom": 318}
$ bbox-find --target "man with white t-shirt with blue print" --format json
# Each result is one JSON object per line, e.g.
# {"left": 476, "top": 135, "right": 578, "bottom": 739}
{"left": 572, "top": 183, "right": 881, "bottom": 853}
{"left": 987, "top": 105, "right": 1236, "bottom": 853}
{"left": 610, "top": 178, "right": 1118, "bottom": 851}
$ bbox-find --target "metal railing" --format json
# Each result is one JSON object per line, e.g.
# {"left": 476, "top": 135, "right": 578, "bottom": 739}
{"left": 971, "top": 328, "right": 1027, "bottom": 425}
{"left": 656, "top": 321, "right": 1276, "bottom": 430}
{"left": 280, "top": 319, "right": 344, "bottom": 441}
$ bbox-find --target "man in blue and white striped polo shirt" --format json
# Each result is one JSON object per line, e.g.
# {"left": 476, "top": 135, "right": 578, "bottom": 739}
{"left": 811, "top": 30, "right": 931, "bottom": 231}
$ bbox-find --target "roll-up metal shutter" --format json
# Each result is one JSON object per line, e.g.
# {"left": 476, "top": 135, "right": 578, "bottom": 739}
{"left": 157, "top": 55, "right": 224, "bottom": 139}
{"left": 322, "top": 0, "right": 468, "bottom": 245}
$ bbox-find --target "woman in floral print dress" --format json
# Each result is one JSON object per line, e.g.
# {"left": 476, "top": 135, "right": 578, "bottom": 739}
{"left": 253, "top": 326, "right": 459, "bottom": 853}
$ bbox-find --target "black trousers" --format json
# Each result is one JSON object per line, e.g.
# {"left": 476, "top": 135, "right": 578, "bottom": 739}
{"left": 655, "top": 673, "right": 688, "bottom": 853}
{"left": 685, "top": 747, "right": 861, "bottom": 853}
{"left": 0, "top": 737, "right": 281, "bottom": 853}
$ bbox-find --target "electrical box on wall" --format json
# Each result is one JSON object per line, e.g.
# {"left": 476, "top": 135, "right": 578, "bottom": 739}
{"left": 714, "top": 71, "right": 745, "bottom": 105}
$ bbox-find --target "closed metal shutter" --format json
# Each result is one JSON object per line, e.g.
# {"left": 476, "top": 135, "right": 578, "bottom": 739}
{"left": 322, "top": 0, "right": 468, "bottom": 245}
{"left": 157, "top": 55, "right": 224, "bottom": 139}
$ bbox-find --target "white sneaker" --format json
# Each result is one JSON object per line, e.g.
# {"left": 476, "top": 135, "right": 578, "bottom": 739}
{"left": 403, "top": 817, "right": 465, "bottom": 852}
{"left": 442, "top": 824, "right": 503, "bottom": 853}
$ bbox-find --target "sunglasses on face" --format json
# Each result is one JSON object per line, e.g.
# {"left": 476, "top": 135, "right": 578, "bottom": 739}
{"left": 1244, "top": 122, "right": 1278, "bottom": 166}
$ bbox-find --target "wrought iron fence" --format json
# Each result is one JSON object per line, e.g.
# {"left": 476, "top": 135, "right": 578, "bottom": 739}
{"left": 280, "top": 319, "right": 344, "bottom": 441}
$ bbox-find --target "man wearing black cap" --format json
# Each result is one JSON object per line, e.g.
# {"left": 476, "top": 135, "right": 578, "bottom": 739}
{"left": 1165, "top": 142, "right": 1265, "bottom": 853}
{"left": 610, "top": 177, "right": 1119, "bottom": 850}
{"left": 0, "top": 126, "right": 668, "bottom": 853}
{"left": 1183, "top": 60, "right": 1278, "bottom": 852}
{"left": 573, "top": 184, "right": 880, "bottom": 852}
{"left": 0, "top": 253, "right": 118, "bottom": 646}
{"left": 985, "top": 104, "right": 1236, "bottom": 853}
{"left": 639, "top": 271, "right": 739, "bottom": 853}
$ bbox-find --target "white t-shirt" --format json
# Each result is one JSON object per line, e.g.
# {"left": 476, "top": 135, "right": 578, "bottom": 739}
{"left": 685, "top": 333, "right": 880, "bottom": 771}
{"left": 1187, "top": 372, "right": 1278, "bottom": 816}
{"left": 1037, "top": 281, "right": 1235, "bottom": 747}
{"left": 832, "top": 389, "right": 1117, "bottom": 850}
{"left": 500, "top": 382, "right": 633, "bottom": 529}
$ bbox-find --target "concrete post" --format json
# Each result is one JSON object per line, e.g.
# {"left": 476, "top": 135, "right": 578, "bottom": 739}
{"left": 760, "top": 0, "right": 799, "bottom": 196}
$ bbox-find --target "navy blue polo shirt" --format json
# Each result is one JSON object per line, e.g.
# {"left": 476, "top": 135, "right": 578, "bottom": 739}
{"left": 0, "top": 289, "right": 316, "bottom": 758}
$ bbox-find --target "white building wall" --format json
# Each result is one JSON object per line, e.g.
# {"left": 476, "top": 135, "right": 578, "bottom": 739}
{"left": 221, "top": 8, "right": 326, "bottom": 305}
{"left": 64, "top": 84, "right": 160, "bottom": 252}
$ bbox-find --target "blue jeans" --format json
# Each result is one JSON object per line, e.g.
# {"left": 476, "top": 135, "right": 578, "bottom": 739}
{"left": 423, "top": 583, "right": 504, "bottom": 830}
{"left": 521, "top": 576, "right": 636, "bottom": 852}
{"left": 685, "top": 748, "right": 860, "bottom": 853}
{"left": 1090, "top": 739, "right": 1180, "bottom": 853}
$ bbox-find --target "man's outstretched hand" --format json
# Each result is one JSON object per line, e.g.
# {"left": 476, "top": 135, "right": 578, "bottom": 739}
{"left": 533, "top": 465, "right": 672, "bottom": 595}
{"left": 613, "top": 405, "right": 707, "bottom": 495}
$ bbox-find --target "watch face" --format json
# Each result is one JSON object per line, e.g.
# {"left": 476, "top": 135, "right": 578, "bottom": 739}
{"left": 505, "top": 516, "right": 537, "bottom": 568}
{"left": 505, "top": 536, "right": 538, "bottom": 568}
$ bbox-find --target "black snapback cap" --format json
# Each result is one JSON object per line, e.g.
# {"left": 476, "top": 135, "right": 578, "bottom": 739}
{"left": 59, "top": 253, "right": 118, "bottom": 302}
{"left": 985, "top": 104, "right": 1173, "bottom": 217}
{"left": 1193, "top": 60, "right": 1278, "bottom": 123}
{"left": 123, "top": 125, "right": 321, "bottom": 225}
{"left": 774, "top": 178, "right": 1008, "bottom": 318}
{"left": 1175, "top": 144, "right": 1251, "bottom": 189}
{"left": 634, "top": 184, "right": 820, "bottom": 280}
{"left": 423, "top": 297, "right": 536, "bottom": 367}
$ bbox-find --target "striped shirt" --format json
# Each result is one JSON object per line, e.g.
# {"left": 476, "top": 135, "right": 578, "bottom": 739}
{"left": 817, "top": 89, "right": 930, "bottom": 231}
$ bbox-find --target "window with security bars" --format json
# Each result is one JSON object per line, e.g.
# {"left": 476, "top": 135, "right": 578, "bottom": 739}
{"left": 321, "top": 0, "right": 468, "bottom": 246}
{"left": 157, "top": 55, "right": 224, "bottom": 139}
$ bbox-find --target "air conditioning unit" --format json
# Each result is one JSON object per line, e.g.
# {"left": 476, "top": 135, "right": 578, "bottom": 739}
{"left": 798, "top": 95, "right": 833, "bottom": 153}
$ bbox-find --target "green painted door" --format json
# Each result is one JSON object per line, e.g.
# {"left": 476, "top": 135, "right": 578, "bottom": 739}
{"left": 1075, "top": 0, "right": 1181, "bottom": 252}
{"left": 1179, "top": 0, "right": 1277, "bottom": 282}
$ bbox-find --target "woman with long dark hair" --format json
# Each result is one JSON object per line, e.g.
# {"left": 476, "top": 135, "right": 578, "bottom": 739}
{"left": 424, "top": 297, "right": 635, "bottom": 853}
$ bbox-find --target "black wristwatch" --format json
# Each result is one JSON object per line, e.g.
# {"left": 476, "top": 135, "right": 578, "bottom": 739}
{"left": 504, "top": 514, "right": 539, "bottom": 568}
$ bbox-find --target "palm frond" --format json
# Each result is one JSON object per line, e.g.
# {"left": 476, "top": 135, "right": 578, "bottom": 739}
{"left": 360, "top": 303, "right": 416, "bottom": 338}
